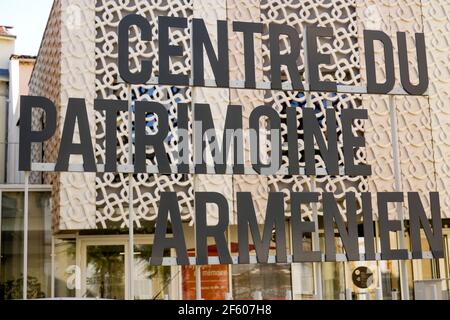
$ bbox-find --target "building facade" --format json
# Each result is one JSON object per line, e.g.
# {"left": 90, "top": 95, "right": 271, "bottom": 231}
{"left": 0, "top": 0, "right": 449, "bottom": 300}
{"left": 0, "top": 27, "right": 51, "bottom": 300}
{"left": 0, "top": 26, "right": 16, "bottom": 184}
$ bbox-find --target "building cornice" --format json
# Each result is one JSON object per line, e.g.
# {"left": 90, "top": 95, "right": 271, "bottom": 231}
{"left": 10, "top": 54, "right": 36, "bottom": 63}
{"left": 0, "top": 35, "right": 16, "bottom": 41}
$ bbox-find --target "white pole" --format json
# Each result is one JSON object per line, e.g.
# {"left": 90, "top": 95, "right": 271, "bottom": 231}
{"left": 346, "top": 288, "right": 353, "bottom": 300}
{"left": 286, "top": 290, "right": 293, "bottom": 300}
{"left": 303, "top": 30, "right": 323, "bottom": 300}
{"left": 254, "top": 291, "right": 263, "bottom": 300}
{"left": 23, "top": 171, "right": 29, "bottom": 300}
{"left": 191, "top": 102, "right": 202, "bottom": 301}
{"left": 391, "top": 290, "right": 399, "bottom": 300}
{"left": 305, "top": 87, "right": 323, "bottom": 300}
{"left": 128, "top": 173, "right": 135, "bottom": 300}
{"left": 311, "top": 176, "right": 323, "bottom": 300}
{"left": 127, "top": 85, "right": 135, "bottom": 300}
{"left": 51, "top": 236, "right": 55, "bottom": 298}
{"left": 375, "top": 222, "right": 383, "bottom": 299}
{"left": 389, "top": 95, "right": 410, "bottom": 300}
{"left": 194, "top": 183, "right": 201, "bottom": 300}
{"left": 196, "top": 266, "right": 202, "bottom": 300}
{"left": 375, "top": 287, "right": 383, "bottom": 301}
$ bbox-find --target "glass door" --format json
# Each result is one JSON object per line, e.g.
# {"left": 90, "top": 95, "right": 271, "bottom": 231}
{"left": 79, "top": 237, "right": 177, "bottom": 300}
{"left": 80, "top": 239, "right": 127, "bottom": 300}
{"left": 132, "top": 243, "right": 172, "bottom": 300}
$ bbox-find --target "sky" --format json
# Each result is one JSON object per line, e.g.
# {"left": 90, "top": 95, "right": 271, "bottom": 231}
{"left": 0, "top": 0, "right": 54, "bottom": 56}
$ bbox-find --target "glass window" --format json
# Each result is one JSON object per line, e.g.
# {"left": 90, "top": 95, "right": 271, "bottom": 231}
{"left": 54, "top": 239, "right": 76, "bottom": 298}
{"left": 322, "top": 262, "right": 345, "bottom": 300}
{"left": 0, "top": 191, "right": 51, "bottom": 300}
{"left": 85, "top": 245, "right": 125, "bottom": 299}
{"left": 133, "top": 244, "right": 172, "bottom": 300}
{"left": 232, "top": 264, "right": 292, "bottom": 300}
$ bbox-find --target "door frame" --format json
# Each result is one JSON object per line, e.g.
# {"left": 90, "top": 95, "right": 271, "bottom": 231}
{"left": 78, "top": 237, "right": 129, "bottom": 299}
{"left": 76, "top": 235, "right": 178, "bottom": 300}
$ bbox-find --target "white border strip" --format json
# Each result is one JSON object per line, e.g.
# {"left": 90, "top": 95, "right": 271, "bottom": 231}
{"left": 118, "top": 77, "right": 423, "bottom": 96}
{"left": 159, "top": 251, "right": 435, "bottom": 266}
{"left": 31, "top": 163, "right": 346, "bottom": 176}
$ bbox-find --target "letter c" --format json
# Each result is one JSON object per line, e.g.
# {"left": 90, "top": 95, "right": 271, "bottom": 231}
{"left": 118, "top": 14, "right": 152, "bottom": 84}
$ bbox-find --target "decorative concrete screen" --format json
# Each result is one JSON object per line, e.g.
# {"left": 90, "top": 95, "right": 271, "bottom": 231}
{"left": 28, "top": 0, "right": 450, "bottom": 232}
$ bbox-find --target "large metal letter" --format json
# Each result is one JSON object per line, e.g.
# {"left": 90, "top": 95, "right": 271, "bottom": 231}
{"left": 249, "top": 106, "right": 282, "bottom": 175}
{"left": 364, "top": 30, "right": 395, "bottom": 94}
{"left": 303, "top": 108, "right": 339, "bottom": 175}
{"left": 195, "top": 192, "right": 232, "bottom": 265}
{"left": 192, "top": 19, "right": 229, "bottom": 87}
{"left": 287, "top": 107, "right": 300, "bottom": 175}
{"left": 55, "top": 98, "right": 96, "bottom": 172}
{"left": 118, "top": 14, "right": 152, "bottom": 84}
{"left": 291, "top": 192, "right": 322, "bottom": 262}
{"left": 134, "top": 101, "right": 171, "bottom": 174}
{"left": 19, "top": 96, "right": 57, "bottom": 171}
{"left": 397, "top": 32, "right": 429, "bottom": 95}
{"left": 362, "top": 193, "right": 376, "bottom": 261}
{"left": 408, "top": 192, "right": 443, "bottom": 259}
{"left": 377, "top": 193, "right": 408, "bottom": 260}
{"left": 177, "top": 104, "right": 190, "bottom": 174}
{"left": 323, "top": 193, "right": 359, "bottom": 261}
{"left": 233, "top": 22, "right": 263, "bottom": 89}
{"left": 94, "top": 99, "right": 128, "bottom": 172}
{"left": 237, "top": 192, "right": 286, "bottom": 264}
{"left": 159, "top": 16, "right": 189, "bottom": 86}
{"left": 194, "top": 104, "right": 244, "bottom": 174}
{"left": 342, "top": 109, "right": 372, "bottom": 176}
{"left": 270, "top": 23, "right": 303, "bottom": 90}
{"left": 151, "top": 192, "right": 189, "bottom": 266}
{"left": 305, "top": 26, "right": 337, "bottom": 92}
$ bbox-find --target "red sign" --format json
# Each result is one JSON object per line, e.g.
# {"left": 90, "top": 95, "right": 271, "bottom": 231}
{"left": 182, "top": 246, "right": 229, "bottom": 300}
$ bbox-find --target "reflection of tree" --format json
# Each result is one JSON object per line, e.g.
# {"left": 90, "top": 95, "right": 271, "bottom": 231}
{"left": 0, "top": 276, "right": 45, "bottom": 300}
{"left": 66, "top": 242, "right": 76, "bottom": 260}
{"left": 134, "top": 246, "right": 170, "bottom": 299}
{"left": 86, "top": 246, "right": 125, "bottom": 299}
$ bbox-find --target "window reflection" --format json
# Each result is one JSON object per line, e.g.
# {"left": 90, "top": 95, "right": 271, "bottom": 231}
{"left": 0, "top": 192, "right": 51, "bottom": 300}
{"left": 85, "top": 245, "right": 125, "bottom": 299}
{"left": 133, "top": 244, "right": 171, "bottom": 300}
{"left": 54, "top": 239, "right": 76, "bottom": 298}
{"left": 232, "top": 264, "right": 292, "bottom": 300}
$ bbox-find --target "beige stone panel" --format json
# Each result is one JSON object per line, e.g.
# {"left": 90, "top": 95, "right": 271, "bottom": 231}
{"left": 193, "top": 86, "right": 233, "bottom": 226}
{"left": 193, "top": 1, "right": 231, "bottom": 226}
{"left": 361, "top": 0, "right": 437, "bottom": 218}
{"left": 259, "top": 0, "right": 366, "bottom": 220}
{"left": 423, "top": 0, "right": 450, "bottom": 218}
{"left": 227, "top": 0, "right": 268, "bottom": 224}
{"left": 268, "top": 175, "right": 313, "bottom": 220}
{"left": 193, "top": 0, "right": 227, "bottom": 80}
{"left": 59, "top": 0, "right": 97, "bottom": 230}
{"left": 227, "top": 0, "right": 263, "bottom": 83}
{"left": 231, "top": 89, "right": 268, "bottom": 224}
{"left": 357, "top": 0, "right": 396, "bottom": 218}
{"left": 94, "top": 0, "right": 195, "bottom": 228}
{"left": 194, "top": 173, "right": 234, "bottom": 226}
{"left": 28, "top": 0, "right": 62, "bottom": 230}
{"left": 390, "top": 1, "right": 436, "bottom": 218}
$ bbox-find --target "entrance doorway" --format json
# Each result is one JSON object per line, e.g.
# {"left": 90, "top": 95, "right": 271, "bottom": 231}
{"left": 78, "top": 237, "right": 174, "bottom": 300}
